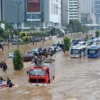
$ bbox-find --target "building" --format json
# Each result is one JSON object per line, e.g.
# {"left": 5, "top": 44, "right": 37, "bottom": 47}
{"left": 80, "top": 0, "right": 92, "bottom": 14}
{"left": 80, "top": 0, "right": 96, "bottom": 24}
{"left": 1, "top": 0, "right": 25, "bottom": 29}
{"left": 67, "top": 0, "right": 80, "bottom": 23}
{"left": 26, "top": 0, "right": 61, "bottom": 29}
{"left": 61, "top": 0, "right": 68, "bottom": 27}
{"left": 0, "top": 0, "right": 2, "bottom": 20}
{"left": 1, "top": 0, "right": 61, "bottom": 30}
{"left": 93, "top": 0, "right": 100, "bottom": 24}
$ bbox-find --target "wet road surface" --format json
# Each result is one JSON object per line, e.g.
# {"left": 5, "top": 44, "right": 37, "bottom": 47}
{"left": 0, "top": 34, "right": 100, "bottom": 100}
{"left": 1, "top": 53, "right": 100, "bottom": 100}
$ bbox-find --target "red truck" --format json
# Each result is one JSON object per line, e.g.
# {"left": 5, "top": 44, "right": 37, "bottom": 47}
{"left": 27, "top": 59, "right": 55, "bottom": 86}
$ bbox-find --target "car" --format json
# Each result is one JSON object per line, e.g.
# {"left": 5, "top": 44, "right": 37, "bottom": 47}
{"left": 56, "top": 46, "right": 62, "bottom": 52}
{"left": 12, "top": 42, "right": 17, "bottom": 45}
{"left": 52, "top": 44, "right": 62, "bottom": 52}
{"left": 23, "top": 53, "right": 34, "bottom": 62}
{"left": 86, "top": 40, "right": 93, "bottom": 45}
{"left": 8, "top": 52, "right": 14, "bottom": 58}
{"left": 27, "top": 51, "right": 34, "bottom": 55}
{"left": 31, "top": 48, "right": 39, "bottom": 54}
{"left": 78, "top": 41, "right": 86, "bottom": 45}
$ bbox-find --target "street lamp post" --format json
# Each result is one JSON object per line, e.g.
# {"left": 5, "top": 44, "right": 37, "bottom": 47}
{"left": 14, "top": 1, "right": 22, "bottom": 49}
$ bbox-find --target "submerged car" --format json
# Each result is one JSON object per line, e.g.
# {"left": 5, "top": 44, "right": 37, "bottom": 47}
{"left": 8, "top": 52, "right": 14, "bottom": 58}
{"left": 23, "top": 54, "right": 34, "bottom": 62}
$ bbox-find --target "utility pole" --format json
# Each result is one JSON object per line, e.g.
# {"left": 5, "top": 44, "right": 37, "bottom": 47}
{"left": 14, "top": 1, "right": 22, "bottom": 49}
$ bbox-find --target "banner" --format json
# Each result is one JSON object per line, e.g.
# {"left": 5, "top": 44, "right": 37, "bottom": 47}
{"left": 27, "top": 0, "right": 40, "bottom": 12}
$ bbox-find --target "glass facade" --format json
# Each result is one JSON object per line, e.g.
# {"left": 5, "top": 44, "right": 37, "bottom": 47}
{"left": 94, "top": 0, "right": 100, "bottom": 23}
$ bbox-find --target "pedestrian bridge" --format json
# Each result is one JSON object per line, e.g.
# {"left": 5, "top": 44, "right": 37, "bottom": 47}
{"left": 85, "top": 24, "right": 100, "bottom": 27}
{"left": 84, "top": 24, "right": 100, "bottom": 30}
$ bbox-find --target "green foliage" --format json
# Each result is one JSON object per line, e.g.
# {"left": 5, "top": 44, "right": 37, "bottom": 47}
{"left": 67, "top": 19, "right": 88, "bottom": 33}
{"left": 13, "top": 29, "right": 19, "bottom": 35}
{"left": 31, "top": 32, "right": 46, "bottom": 37}
{"left": 0, "top": 21, "right": 14, "bottom": 40}
{"left": 95, "top": 31, "right": 100, "bottom": 37}
{"left": 3, "top": 31, "right": 10, "bottom": 39}
{"left": 19, "top": 32, "right": 26, "bottom": 38}
{"left": 48, "top": 28, "right": 56, "bottom": 36}
{"left": 0, "top": 27, "right": 4, "bottom": 37}
{"left": 0, "top": 37, "right": 3, "bottom": 42}
{"left": 85, "top": 34, "right": 88, "bottom": 41}
{"left": 40, "top": 28, "right": 44, "bottom": 31}
{"left": 64, "top": 37, "right": 70, "bottom": 51}
{"left": 22, "top": 36, "right": 29, "bottom": 42}
{"left": 13, "top": 49, "right": 23, "bottom": 70}
{"left": 0, "top": 21, "right": 14, "bottom": 30}
{"left": 82, "top": 25, "right": 89, "bottom": 33}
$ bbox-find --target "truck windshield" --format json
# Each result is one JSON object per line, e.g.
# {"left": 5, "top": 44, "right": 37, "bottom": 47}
{"left": 71, "top": 49, "right": 80, "bottom": 54}
{"left": 29, "top": 70, "right": 46, "bottom": 76}
{"left": 88, "top": 49, "right": 96, "bottom": 54}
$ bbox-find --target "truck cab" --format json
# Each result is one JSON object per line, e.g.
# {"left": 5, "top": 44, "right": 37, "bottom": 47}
{"left": 28, "top": 67, "right": 49, "bottom": 84}
{"left": 28, "top": 58, "right": 55, "bottom": 86}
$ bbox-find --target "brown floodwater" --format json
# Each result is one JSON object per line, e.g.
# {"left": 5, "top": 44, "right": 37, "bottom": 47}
{"left": 1, "top": 33, "right": 100, "bottom": 100}
{"left": 0, "top": 52, "right": 100, "bottom": 100}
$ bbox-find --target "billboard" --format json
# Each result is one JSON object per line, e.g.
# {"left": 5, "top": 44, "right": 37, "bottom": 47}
{"left": 27, "top": 0, "right": 40, "bottom": 13}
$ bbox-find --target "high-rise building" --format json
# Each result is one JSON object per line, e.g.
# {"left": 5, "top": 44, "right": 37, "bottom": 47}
{"left": 80, "top": 0, "right": 92, "bottom": 14}
{"left": 93, "top": 0, "right": 100, "bottom": 24}
{"left": 0, "top": 0, "right": 2, "bottom": 20}
{"left": 61, "top": 0, "right": 68, "bottom": 27}
{"left": 80, "top": 0, "right": 96, "bottom": 24}
{"left": 67, "top": 0, "right": 80, "bottom": 23}
{"left": 1, "top": 0, "right": 61, "bottom": 30}
{"left": 1, "top": 0, "right": 25, "bottom": 29}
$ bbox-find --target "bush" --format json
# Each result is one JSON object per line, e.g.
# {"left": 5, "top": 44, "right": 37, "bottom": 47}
{"left": 64, "top": 37, "right": 70, "bottom": 51}
{"left": 85, "top": 34, "right": 88, "bottom": 41}
{"left": 13, "top": 49, "right": 24, "bottom": 70}
{"left": 19, "top": 32, "right": 26, "bottom": 38}
{"left": 0, "top": 37, "right": 3, "bottom": 42}
{"left": 22, "top": 36, "right": 29, "bottom": 42}
{"left": 95, "top": 31, "right": 100, "bottom": 37}
{"left": 40, "top": 28, "right": 44, "bottom": 31}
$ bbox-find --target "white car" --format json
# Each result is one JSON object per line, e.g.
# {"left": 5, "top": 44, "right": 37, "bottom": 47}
{"left": 8, "top": 52, "right": 14, "bottom": 58}
{"left": 78, "top": 41, "right": 86, "bottom": 45}
{"left": 56, "top": 46, "right": 62, "bottom": 52}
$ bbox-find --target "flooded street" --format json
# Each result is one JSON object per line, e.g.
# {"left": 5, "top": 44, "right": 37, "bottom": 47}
{"left": 0, "top": 34, "right": 100, "bottom": 100}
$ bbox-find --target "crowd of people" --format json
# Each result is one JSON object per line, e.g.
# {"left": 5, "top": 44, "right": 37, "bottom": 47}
{"left": 0, "top": 61, "right": 13, "bottom": 88}
{"left": 0, "top": 61, "right": 8, "bottom": 73}
{"left": 0, "top": 77, "right": 13, "bottom": 88}
{"left": 32, "top": 47, "right": 54, "bottom": 66}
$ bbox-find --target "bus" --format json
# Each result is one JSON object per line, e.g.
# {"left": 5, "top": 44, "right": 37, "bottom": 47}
{"left": 70, "top": 45, "right": 87, "bottom": 58}
{"left": 87, "top": 46, "right": 100, "bottom": 58}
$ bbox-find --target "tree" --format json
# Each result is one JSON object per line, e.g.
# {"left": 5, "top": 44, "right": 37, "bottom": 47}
{"left": 64, "top": 37, "right": 70, "bottom": 51}
{"left": 3, "top": 31, "right": 10, "bottom": 40}
{"left": 95, "top": 31, "right": 100, "bottom": 37}
{"left": 48, "top": 28, "right": 56, "bottom": 36}
{"left": 0, "top": 27, "right": 4, "bottom": 37}
{"left": 67, "top": 19, "right": 88, "bottom": 33}
{"left": 13, "top": 49, "right": 24, "bottom": 70}
{"left": 0, "top": 37, "right": 3, "bottom": 42}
